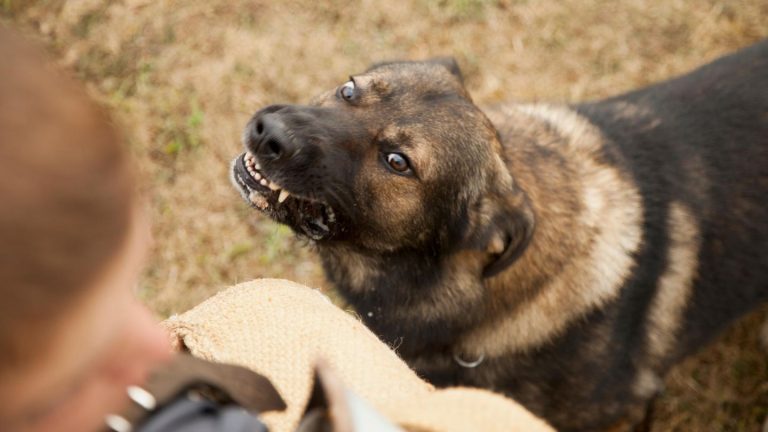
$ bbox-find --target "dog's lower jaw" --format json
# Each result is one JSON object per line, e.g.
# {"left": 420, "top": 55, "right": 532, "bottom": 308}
{"left": 230, "top": 153, "right": 339, "bottom": 240}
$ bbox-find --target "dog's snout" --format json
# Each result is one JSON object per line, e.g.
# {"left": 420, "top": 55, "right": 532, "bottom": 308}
{"left": 247, "top": 111, "right": 298, "bottom": 162}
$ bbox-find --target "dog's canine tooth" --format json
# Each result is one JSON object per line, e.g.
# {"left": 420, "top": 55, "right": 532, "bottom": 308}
{"left": 268, "top": 182, "right": 281, "bottom": 191}
{"left": 278, "top": 189, "right": 290, "bottom": 203}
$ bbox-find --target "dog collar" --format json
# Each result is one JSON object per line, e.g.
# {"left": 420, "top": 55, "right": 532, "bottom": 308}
{"left": 453, "top": 353, "right": 485, "bottom": 368}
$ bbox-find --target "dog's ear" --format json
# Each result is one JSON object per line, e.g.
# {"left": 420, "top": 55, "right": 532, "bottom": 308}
{"left": 425, "top": 56, "right": 464, "bottom": 83}
{"left": 366, "top": 57, "right": 464, "bottom": 83}
{"left": 366, "top": 60, "right": 399, "bottom": 72}
{"left": 474, "top": 164, "right": 536, "bottom": 278}
{"left": 459, "top": 154, "right": 534, "bottom": 278}
{"left": 483, "top": 206, "right": 535, "bottom": 278}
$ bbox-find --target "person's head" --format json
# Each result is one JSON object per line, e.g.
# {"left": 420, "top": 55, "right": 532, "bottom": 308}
{"left": 0, "top": 26, "right": 171, "bottom": 431}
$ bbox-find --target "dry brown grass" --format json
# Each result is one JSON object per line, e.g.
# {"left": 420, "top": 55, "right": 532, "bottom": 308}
{"left": 3, "top": 0, "right": 767, "bottom": 430}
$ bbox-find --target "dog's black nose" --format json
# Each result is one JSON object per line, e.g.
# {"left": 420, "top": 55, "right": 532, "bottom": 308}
{"left": 247, "top": 111, "right": 297, "bottom": 162}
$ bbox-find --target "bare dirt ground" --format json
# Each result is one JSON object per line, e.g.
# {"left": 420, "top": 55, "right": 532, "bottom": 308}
{"left": 3, "top": 1, "right": 767, "bottom": 430}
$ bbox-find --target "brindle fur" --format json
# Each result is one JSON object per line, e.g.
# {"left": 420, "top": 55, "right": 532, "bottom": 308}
{"left": 231, "top": 42, "right": 768, "bottom": 431}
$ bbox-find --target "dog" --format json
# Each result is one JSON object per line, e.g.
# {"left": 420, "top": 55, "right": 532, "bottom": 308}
{"left": 230, "top": 40, "right": 768, "bottom": 431}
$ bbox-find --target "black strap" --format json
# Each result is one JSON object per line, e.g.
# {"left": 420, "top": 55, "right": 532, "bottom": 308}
{"left": 137, "top": 396, "right": 268, "bottom": 432}
{"left": 104, "top": 353, "right": 285, "bottom": 432}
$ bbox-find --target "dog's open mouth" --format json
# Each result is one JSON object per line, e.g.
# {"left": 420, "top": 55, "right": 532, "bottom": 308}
{"left": 230, "top": 152, "right": 336, "bottom": 240}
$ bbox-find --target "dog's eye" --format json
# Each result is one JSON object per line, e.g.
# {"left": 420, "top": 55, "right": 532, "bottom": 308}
{"left": 338, "top": 80, "right": 355, "bottom": 101}
{"left": 385, "top": 153, "right": 411, "bottom": 173}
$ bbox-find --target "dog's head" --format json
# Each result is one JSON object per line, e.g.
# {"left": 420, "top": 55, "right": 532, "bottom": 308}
{"left": 231, "top": 58, "right": 533, "bottom": 277}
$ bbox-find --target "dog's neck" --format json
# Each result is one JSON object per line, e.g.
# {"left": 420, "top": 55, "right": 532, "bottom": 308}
{"left": 460, "top": 104, "right": 645, "bottom": 356}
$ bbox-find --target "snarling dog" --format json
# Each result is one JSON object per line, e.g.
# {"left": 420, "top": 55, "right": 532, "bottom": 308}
{"left": 231, "top": 40, "right": 768, "bottom": 431}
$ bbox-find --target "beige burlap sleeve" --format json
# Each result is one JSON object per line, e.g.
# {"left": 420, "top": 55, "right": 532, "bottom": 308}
{"left": 162, "top": 279, "right": 553, "bottom": 432}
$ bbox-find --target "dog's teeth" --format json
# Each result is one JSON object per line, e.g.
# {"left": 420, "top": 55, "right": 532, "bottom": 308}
{"left": 278, "top": 189, "right": 290, "bottom": 203}
{"left": 268, "top": 182, "right": 281, "bottom": 191}
{"left": 255, "top": 163, "right": 261, "bottom": 170}
{"left": 254, "top": 172, "right": 262, "bottom": 180}
{"left": 260, "top": 179, "right": 268, "bottom": 187}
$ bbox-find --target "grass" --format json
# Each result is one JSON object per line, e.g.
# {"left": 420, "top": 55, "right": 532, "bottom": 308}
{"left": 3, "top": 0, "right": 768, "bottom": 429}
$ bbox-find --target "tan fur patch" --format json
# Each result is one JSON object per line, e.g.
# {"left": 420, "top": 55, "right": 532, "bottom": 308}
{"left": 632, "top": 202, "right": 700, "bottom": 402}
{"left": 461, "top": 105, "right": 644, "bottom": 356}
{"left": 645, "top": 201, "right": 700, "bottom": 360}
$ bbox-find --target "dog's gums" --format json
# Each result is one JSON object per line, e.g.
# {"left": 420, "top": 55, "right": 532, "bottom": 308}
{"left": 231, "top": 151, "right": 336, "bottom": 240}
